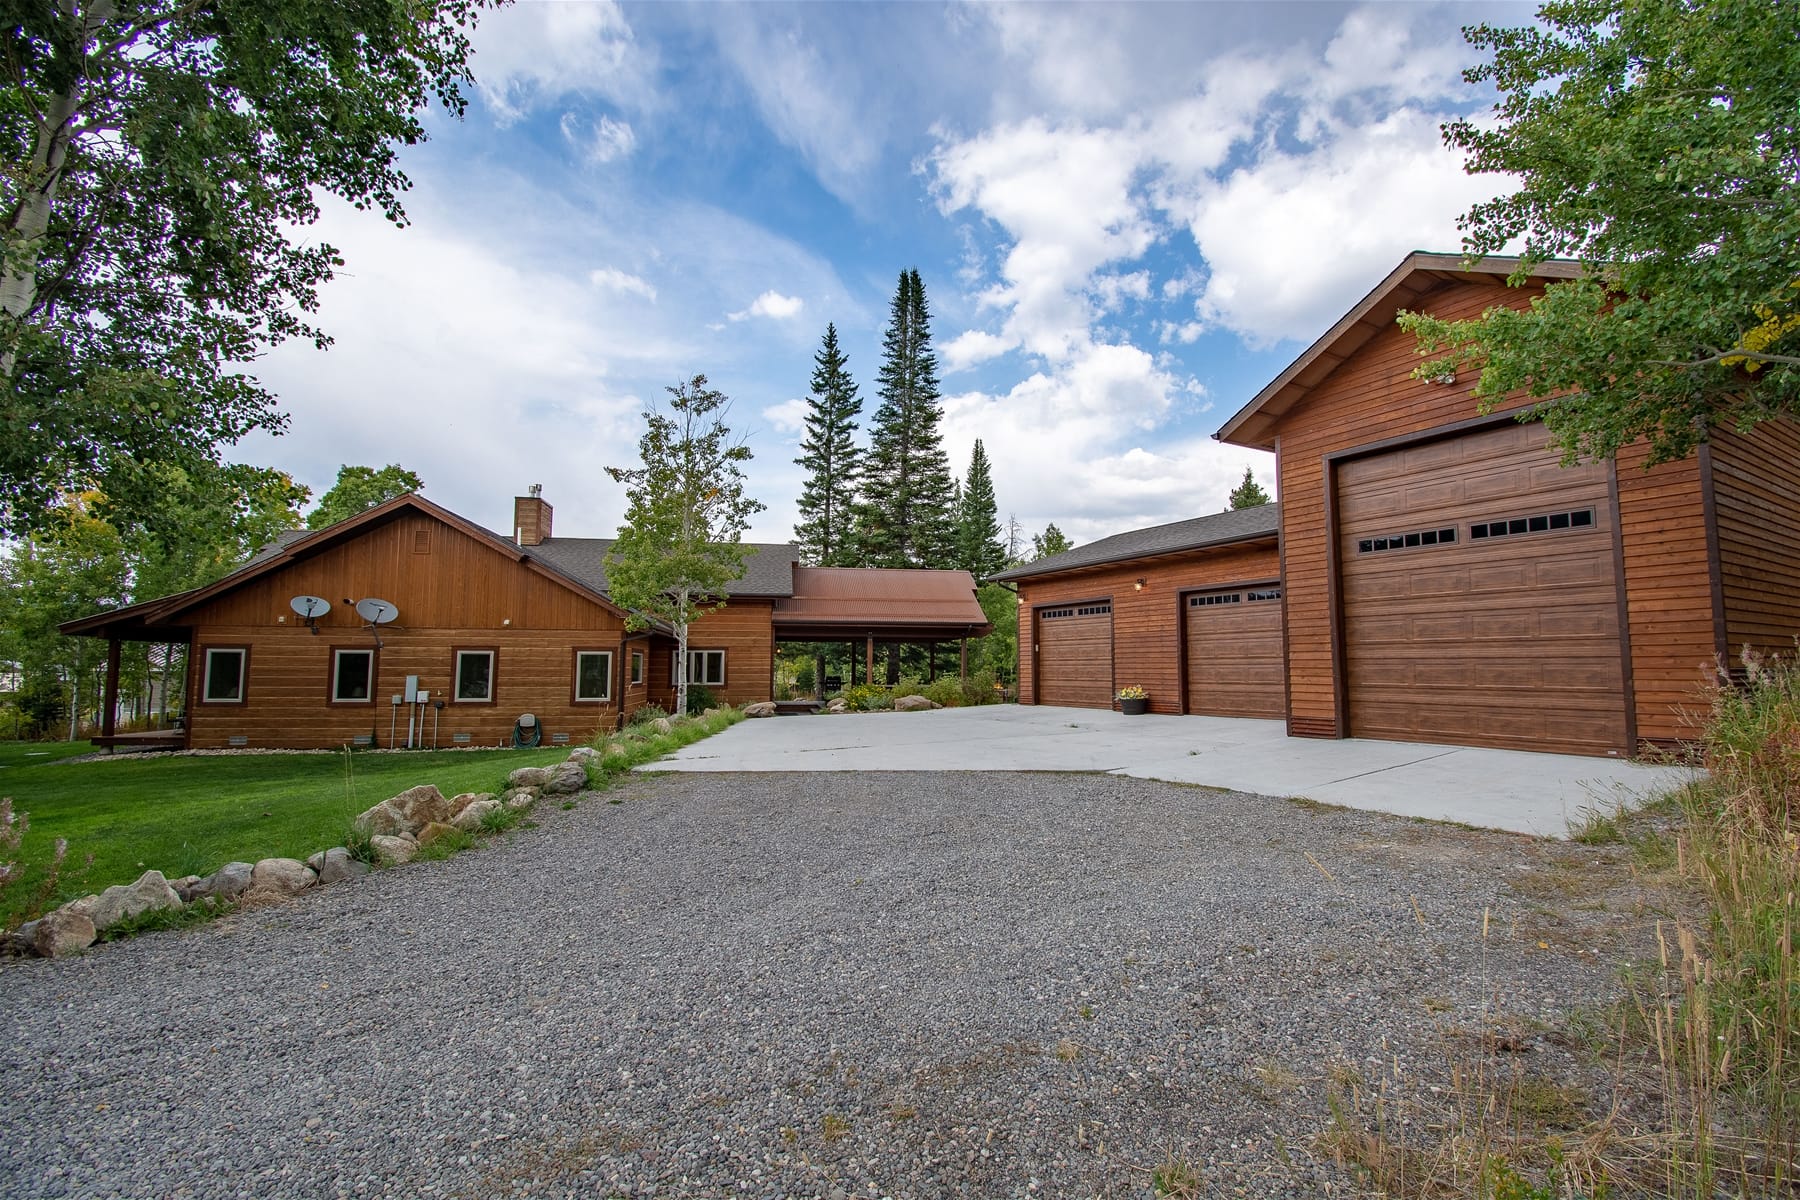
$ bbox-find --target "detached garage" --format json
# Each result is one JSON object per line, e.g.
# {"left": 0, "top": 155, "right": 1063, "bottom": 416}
{"left": 1216, "top": 251, "right": 1800, "bottom": 757}
{"left": 995, "top": 506, "right": 1282, "bottom": 716}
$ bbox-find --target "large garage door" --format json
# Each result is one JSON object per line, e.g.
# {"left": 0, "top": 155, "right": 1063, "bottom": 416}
{"left": 1036, "top": 601, "right": 1113, "bottom": 708}
{"left": 1337, "top": 421, "right": 1628, "bottom": 755}
{"left": 1184, "top": 585, "right": 1285, "bottom": 717}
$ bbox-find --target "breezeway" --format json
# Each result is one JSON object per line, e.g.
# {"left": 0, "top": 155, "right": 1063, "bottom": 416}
{"left": 653, "top": 704, "right": 1692, "bottom": 837}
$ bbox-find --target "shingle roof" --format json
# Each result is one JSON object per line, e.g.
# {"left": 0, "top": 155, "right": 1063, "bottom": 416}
{"left": 527, "top": 538, "right": 798, "bottom": 597}
{"left": 990, "top": 504, "right": 1280, "bottom": 582}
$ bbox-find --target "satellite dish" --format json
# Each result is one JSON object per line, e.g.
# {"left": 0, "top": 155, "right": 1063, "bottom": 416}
{"left": 289, "top": 595, "right": 332, "bottom": 619}
{"left": 289, "top": 595, "right": 331, "bottom": 635}
{"left": 355, "top": 598, "right": 399, "bottom": 625}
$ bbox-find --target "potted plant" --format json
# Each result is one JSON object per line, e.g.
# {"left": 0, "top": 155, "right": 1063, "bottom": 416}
{"left": 1116, "top": 685, "right": 1150, "bottom": 715}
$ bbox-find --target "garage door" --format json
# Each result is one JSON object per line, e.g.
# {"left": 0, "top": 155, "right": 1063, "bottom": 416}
{"left": 1184, "top": 585, "right": 1285, "bottom": 717}
{"left": 1036, "top": 601, "right": 1113, "bottom": 708}
{"left": 1337, "top": 421, "right": 1628, "bottom": 755}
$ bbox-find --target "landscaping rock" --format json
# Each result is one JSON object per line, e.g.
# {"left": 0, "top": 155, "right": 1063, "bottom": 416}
{"left": 370, "top": 835, "right": 415, "bottom": 865}
{"left": 69, "top": 870, "right": 183, "bottom": 932}
{"left": 603, "top": 742, "right": 633, "bottom": 760}
{"left": 250, "top": 858, "right": 315, "bottom": 897}
{"left": 415, "top": 821, "right": 459, "bottom": 848}
{"left": 566, "top": 746, "right": 600, "bottom": 764}
{"left": 894, "top": 695, "right": 939, "bottom": 712}
{"left": 305, "top": 851, "right": 327, "bottom": 873}
{"left": 31, "top": 909, "right": 95, "bottom": 958}
{"left": 387, "top": 784, "right": 451, "bottom": 829}
{"left": 825, "top": 698, "right": 849, "bottom": 714}
{"left": 445, "top": 791, "right": 494, "bottom": 819}
{"left": 316, "top": 847, "right": 369, "bottom": 885}
{"left": 507, "top": 766, "right": 553, "bottom": 790}
{"left": 8, "top": 921, "right": 40, "bottom": 956}
{"left": 541, "top": 760, "right": 588, "bottom": 796}
{"left": 650, "top": 717, "right": 675, "bottom": 735}
{"left": 191, "top": 861, "right": 255, "bottom": 902}
{"left": 501, "top": 786, "right": 539, "bottom": 808}
{"left": 352, "top": 799, "right": 410, "bottom": 838}
{"left": 743, "top": 702, "right": 777, "bottom": 718}
{"left": 450, "top": 798, "right": 501, "bottom": 831}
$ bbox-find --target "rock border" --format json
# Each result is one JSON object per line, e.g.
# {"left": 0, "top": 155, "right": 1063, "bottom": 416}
{"left": 3, "top": 749, "right": 597, "bottom": 960}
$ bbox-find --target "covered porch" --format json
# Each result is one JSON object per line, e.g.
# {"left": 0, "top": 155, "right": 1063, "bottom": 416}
{"left": 771, "top": 566, "right": 993, "bottom": 695}
{"left": 59, "top": 600, "right": 194, "bottom": 753}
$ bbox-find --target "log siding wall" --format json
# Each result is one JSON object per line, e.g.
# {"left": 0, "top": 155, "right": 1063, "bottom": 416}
{"left": 1015, "top": 541, "right": 1280, "bottom": 713}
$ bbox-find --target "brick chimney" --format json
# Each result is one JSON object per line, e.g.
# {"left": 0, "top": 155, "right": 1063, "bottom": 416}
{"left": 513, "top": 485, "right": 552, "bottom": 546}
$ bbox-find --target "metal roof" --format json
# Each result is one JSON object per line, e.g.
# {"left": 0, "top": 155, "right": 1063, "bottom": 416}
{"left": 990, "top": 503, "right": 1280, "bottom": 582}
{"left": 1214, "top": 252, "right": 1585, "bottom": 451}
{"left": 773, "top": 567, "right": 992, "bottom": 637}
{"left": 526, "top": 538, "right": 798, "bottom": 597}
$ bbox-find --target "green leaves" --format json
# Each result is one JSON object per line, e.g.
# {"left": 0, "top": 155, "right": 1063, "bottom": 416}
{"left": 1420, "top": 0, "right": 1800, "bottom": 463}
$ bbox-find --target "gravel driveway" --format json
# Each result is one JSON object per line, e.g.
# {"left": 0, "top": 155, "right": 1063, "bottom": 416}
{"left": 0, "top": 772, "right": 1659, "bottom": 1199}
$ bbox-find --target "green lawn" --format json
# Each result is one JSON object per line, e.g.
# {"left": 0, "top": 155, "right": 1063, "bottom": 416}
{"left": 0, "top": 741, "right": 571, "bottom": 928}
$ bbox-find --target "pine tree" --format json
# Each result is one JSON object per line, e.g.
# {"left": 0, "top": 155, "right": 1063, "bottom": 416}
{"left": 792, "top": 324, "right": 862, "bottom": 566}
{"left": 956, "top": 439, "right": 1006, "bottom": 579}
{"left": 1032, "top": 523, "right": 1073, "bottom": 560}
{"left": 852, "top": 269, "right": 958, "bottom": 569}
{"left": 1227, "top": 467, "right": 1272, "bottom": 510}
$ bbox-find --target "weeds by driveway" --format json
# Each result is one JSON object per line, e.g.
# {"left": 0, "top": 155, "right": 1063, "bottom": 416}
{"left": 0, "top": 772, "right": 1677, "bottom": 1198}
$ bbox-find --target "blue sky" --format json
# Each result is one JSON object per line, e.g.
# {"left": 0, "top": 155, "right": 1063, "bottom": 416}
{"left": 235, "top": 0, "right": 1534, "bottom": 547}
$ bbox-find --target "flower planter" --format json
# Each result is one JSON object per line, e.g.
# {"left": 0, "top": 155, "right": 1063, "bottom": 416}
{"left": 1118, "top": 697, "right": 1149, "bottom": 716}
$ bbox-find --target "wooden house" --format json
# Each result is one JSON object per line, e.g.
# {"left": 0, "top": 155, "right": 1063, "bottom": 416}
{"left": 64, "top": 491, "right": 990, "bottom": 751}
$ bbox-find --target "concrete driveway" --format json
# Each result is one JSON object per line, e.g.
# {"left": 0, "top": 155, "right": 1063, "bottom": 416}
{"left": 656, "top": 704, "right": 1692, "bottom": 837}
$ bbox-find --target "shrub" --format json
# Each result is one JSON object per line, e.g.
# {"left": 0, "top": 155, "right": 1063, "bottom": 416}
{"left": 628, "top": 703, "right": 669, "bottom": 727}
{"left": 891, "top": 675, "right": 926, "bottom": 700}
{"left": 838, "top": 683, "right": 890, "bottom": 712}
{"left": 961, "top": 668, "right": 1001, "bottom": 707}
{"left": 685, "top": 685, "right": 716, "bottom": 716}
{"left": 794, "top": 659, "right": 816, "bottom": 695}
{"left": 923, "top": 677, "right": 963, "bottom": 708}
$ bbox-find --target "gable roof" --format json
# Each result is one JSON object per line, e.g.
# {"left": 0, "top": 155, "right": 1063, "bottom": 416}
{"left": 991, "top": 503, "right": 1280, "bottom": 583}
{"left": 526, "top": 538, "right": 798, "bottom": 598}
{"left": 1213, "top": 252, "right": 1585, "bottom": 451}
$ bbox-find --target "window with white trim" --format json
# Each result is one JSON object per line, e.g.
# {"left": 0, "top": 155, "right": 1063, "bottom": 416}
{"left": 454, "top": 650, "right": 495, "bottom": 702}
{"left": 575, "top": 651, "right": 613, "bottom": 702}
{"left": 630, "top": 651, "right": 644, "bottom": 685}
{"left": 202, "top": 648, "right": 246, "bottom": 703}
{"left": 685, "top": 649, "right": 725, "bottom": 687}
{"left": 332, "top": 649, "right": 374, "bottom": 702}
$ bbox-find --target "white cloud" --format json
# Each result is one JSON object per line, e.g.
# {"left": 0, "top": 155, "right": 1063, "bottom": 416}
{"left": 941, "top": 329, "right": 1016, "bottom": 372}
{"left": 560, "top": 112, "right": 637, "bottom": 164}
{"left": 471, "top": 0, "right": 653, "bottom": 123}
{"left": 589, "top": 266, "right": 657, "bottom": 302}
{"left": 728, "top": 290, "right": 805, "bottom": 322}
{"left": 762, "top": 397, "right": 810, "bottom": 435}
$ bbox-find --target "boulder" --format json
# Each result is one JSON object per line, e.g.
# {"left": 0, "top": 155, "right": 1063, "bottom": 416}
{"left": 501, "top": 786, "right": 539, "bottom": 808}
{"left": 743, "top": 702, "right": 778, "bottom": 718}
{"left": 352, "top": 799, "right": 410, "bottom": 838}
{"left": 541, "top": 760, "right": 588, "bottom": 796}
{"left": 31, "top": 909, "right": 95, "bottom": 958}
{"left": 191, "top": 861, "right": 255, "bottom": 902}
{"left": 507, "top": 766, "right": 553, "bottom": 790}
{"left": 8, "top": 921, "right": 40, "bottom": 956}
{"left": 650, "top": 716, "right": 676, "bottom": 735}
{"left": 305, "top": 850, "right": 327, "bottom": 873}
{"left": 316, "top": 847, "right": 370, "bottom": 885}
{"left": 825, "top": 698, "right": 850, "bottom": 714}
{"left": 250, "top": 858, "right": 315, "bottom": 897}
{"left": 566, "top": 746, "right": 600, "bottom": 764}
{"left": 603, "top": 742, "right": 633, "bottom": 760}
{"left": 370, "top": 835, "right": 415, "bottom": 865}
{"left": 893, "top": 695, "right": 939, "bottom": 712}
{"left": 72, "top": 870, "right": 183, "bottom": 932}
{"left": 387, "top": 784, "right": 451, "bottom": 829}
{"left": 445, "top": 791, "right": 495, "bottom": 819}
{"left": 415, "top": 821, "right": 460, "bottom": 848}
{"left": 450, "top": 798, "right": 501, "bottom": 832}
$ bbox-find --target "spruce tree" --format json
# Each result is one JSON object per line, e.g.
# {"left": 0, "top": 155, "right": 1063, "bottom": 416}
{"left": 1227, "top": 466, "right": 1272, "bottom": 510}
{"left": 853, "top": 269, "right": 958, "bottom": 569}
{"left": 792, "top": 323, "right": 862, "bottom": 566}
{"left": 956, "top": 439, "right": 1006, "bottom": 579}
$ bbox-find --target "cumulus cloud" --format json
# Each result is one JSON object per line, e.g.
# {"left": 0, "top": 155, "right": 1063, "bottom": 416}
{"left": 762, "top": 397, "right": 810, "bottom": 435}
{"left": 941, "top": 329, "right": 1016, "bottom": 372}
{"left": 589, "top": 266, "right": 657, "bottom": 302}
{"left": 561, "top": 112, "right": 637, "bottom": 164}
{"left": 728, "top": 291, "right": 805, "bottom": 322}
{"left": 471, "top": 0, "right": 653, "bottom": 123}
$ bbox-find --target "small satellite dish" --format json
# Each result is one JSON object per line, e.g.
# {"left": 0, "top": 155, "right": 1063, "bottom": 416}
{"left": 289, "top": 595, "right": 332, "bottom": 619}
{"left": 355, "top": 598, "right": 399, "bottom": 625}
{"left": 289, "top": 595, "right": 331, "bottom": 635}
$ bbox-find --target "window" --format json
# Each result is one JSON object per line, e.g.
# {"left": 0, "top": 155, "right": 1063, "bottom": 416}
{"left": 1469, "top": 508, "right": 1595, "bottom": 540}
{"left": 574, "top": 651, "right": 613, "bottom": 702}
{"left": 1247, "top": 588, "right": 1282, "bottom": 602}
{"left": 1042, "top": 602, "right": 1112, "bottom": 619}
{"left": 202, "top": 648, "right": 246, "bottom": 703}
{"left": 686, "top": 649, "right": 726, "bottom": 686}
{"left": 331, "top": 649, "right": 374, "bottom": 702}
{"left": 1189, "top": 592, "right": 1242, "bottom": 607}
{"left": 454, "top": 649, "right": 495, "bottom": 702}
{"left": 630, "top": 651, "right": 644, "bottom": 685}
{"left": 1356, "top": 526, "right": 1458, "bottom": 555}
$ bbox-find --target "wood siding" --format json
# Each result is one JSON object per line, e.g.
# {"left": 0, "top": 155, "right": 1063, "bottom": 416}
{"left": 1615, "top": 445, "right": 1715, "bottom": 744}
{"left": 1266, "top": 276, "right": 1713, "bottom": 753}
{"left": 1016, "top": 542, "right": 1280, "bottom": 713}
{"left": 679, "top": 601, "right": 777, "bottom": 709}
{"left": 1711, "top": 419, "right": 1800, "bottom": 666}
{"left": 181, "top": 512, "right": 633, "bottom": 749}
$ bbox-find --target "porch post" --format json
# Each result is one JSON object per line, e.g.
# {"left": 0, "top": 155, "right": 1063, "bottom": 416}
{"left": 101, "top": 638, "right": 121, "bottom": 740}
{"left": 960, "top": 637, "right": 968, "bottom": 683}
{"left": 865, "top": 634, "right": 875, "bottom": 684}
